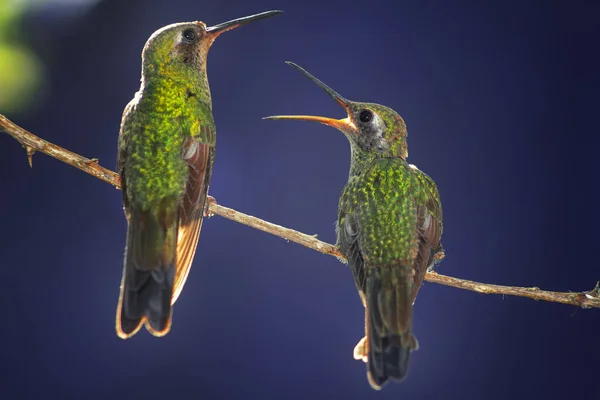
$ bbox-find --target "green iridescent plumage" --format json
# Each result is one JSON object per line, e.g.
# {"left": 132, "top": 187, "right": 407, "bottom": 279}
{"left": 339, "top": 157, "right": 440, "bottom": 265}
{"left": 115, "top": 11, "right": 282, "bottom": 339}
{"left": 265, "top": 62, "right": 444, "bottom": 390}
{"left": 121, "top": 81, "right": 215, "bottom": 209}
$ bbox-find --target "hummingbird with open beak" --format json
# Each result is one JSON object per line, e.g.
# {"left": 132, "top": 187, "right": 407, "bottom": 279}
{"left": 116, "top": 10, "right": 282, "bottom": 339}
{"left": 265, "top": 62, "right": 444, "bottom": 389}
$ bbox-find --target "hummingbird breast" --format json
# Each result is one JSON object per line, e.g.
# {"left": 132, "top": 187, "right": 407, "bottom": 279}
{"left": 123, "top": 84, "right": 202, "bottom": 210}
{"left": 339, "top": 158, "right": 423, "bottom": 267}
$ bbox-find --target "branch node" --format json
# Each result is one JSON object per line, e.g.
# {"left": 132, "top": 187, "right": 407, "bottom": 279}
{"left": 335, "top": 255, "right": 348, "bottom": 264}
{"left": 586, "top": 282, "right": 600, "bottom": 300}
{"left": 204, "top": 196, "right": 217, "bottom": 218}
{"left": 433, "top": 250, "right": 446, "bottom": 262}
{"left": 24, "top": 145, "right": 35, "bottom": 168}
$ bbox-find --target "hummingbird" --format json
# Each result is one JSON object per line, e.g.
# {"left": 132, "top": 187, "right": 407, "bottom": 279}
{"left": 265, "top": 62, "right": 444, "bottom": 389}
{"left": 115, "top": 10, "right": 282, "bottom": 339}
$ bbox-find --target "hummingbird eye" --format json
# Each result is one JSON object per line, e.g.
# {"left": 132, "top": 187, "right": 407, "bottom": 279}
{"left": 358, "top": 109, "right": 373, "bottom": 123}
{"left": 182, "top": 28, "right": 198, "bottom": 43}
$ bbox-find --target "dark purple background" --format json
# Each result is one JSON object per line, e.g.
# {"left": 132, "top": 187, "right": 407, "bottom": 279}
{"left": 1, "top": 0, "right": 599, "bottom": 398}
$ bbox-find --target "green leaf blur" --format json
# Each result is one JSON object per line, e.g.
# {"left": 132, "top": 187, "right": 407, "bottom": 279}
{"left": 0, "top": 0, "right": 43, "bottom": 114}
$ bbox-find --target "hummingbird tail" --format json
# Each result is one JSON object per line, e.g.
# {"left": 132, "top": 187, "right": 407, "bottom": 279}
{"left": 116, "top": 208, "right": 178, "bottom": 339}
{"left": 365, "top": 267, "right": 419, "bottom": 389}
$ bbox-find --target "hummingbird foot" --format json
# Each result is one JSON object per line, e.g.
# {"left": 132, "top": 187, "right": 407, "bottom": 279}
{"left": 427, "top": 249, "right": 446, "bottom": 272}
{"left": 204, "top": 196, "right": 217, "bottom": 218}
{"left": 353, "top": 336, "right": 369, "bottom": 363}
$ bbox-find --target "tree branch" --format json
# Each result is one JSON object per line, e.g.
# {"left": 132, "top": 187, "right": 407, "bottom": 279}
{"left": 2, "top": 113, "right": 599, "bottom": 309}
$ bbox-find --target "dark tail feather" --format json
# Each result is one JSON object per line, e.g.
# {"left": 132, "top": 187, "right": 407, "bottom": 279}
{"left": 116, "top": 209, "right": 178, "bottom": 339}
{"left": 366, "top": 268, "right": 419, "bottom": 389}
{"left": 367, "top": 332, "right": 412, "bottom": 388}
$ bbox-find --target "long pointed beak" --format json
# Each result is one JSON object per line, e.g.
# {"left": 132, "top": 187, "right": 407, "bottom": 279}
{"left": 285, "top": 61, "right": 349, "bottom": 108}
{"left": 263, "top": 115, "right": 356, "bottom": 131}
{"left": 206, "top": 10, "right": 283, "bottom": 37}
{"left": 264, "top": 62, "right": 357, "bottom": 132}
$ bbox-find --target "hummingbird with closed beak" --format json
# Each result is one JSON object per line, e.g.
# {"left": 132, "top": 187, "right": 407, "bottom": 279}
{"left": 116, "top": 10, "right": 282, "bottom": 339}
{"left": 265, "top": 62, "right": 444, "bottom": 389}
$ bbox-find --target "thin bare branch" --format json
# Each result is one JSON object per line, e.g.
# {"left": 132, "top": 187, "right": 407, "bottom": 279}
{"left": 424, "top": 273, "right": 600, "bottom": 309}
{"left": 207, "top": 199, "right": 345, "bottom": 259}
{"left": 2, "top": 113, "right": 599, "bottom": 309}
{"left": 1, "top": 114, "right": 121, "bottom": 188}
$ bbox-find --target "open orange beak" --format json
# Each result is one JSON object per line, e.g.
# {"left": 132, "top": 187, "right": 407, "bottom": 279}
{"left": 205, "top": 10, "right": 283, "bottom": 38}
{"left": 263, "top": 62, "right": 358, "bottom": 133}
{"left": 264, "top": 115, "right": 356, "bottom": 132}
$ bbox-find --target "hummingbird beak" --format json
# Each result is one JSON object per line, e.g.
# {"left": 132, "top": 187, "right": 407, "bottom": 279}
{"left": 205, "top": 10, "right": 283, "bottom": 37}
{"left": 263, "top": 62, "right": 358, "bottom": 132}
{"left": 285, "top": 61, "right": 349, "bottom": 108}
{"left": 262, "top": 115, "right": 356, "bottom": 132}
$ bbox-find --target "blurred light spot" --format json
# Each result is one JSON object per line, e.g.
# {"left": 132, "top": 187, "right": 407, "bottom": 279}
{"left": 8, "top": 0, "right": 104, "bottom": 20}
{"left": 0, "top": 42, "right": 43, "bottom": 113}
{"left": 0, "top": 0, "right": 103, "bottom": 114}
{"left": 9, "top": 0, "right": 103, "bottom": 10}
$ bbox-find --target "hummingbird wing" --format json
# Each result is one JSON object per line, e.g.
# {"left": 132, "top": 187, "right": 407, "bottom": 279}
{"left": 117, "top": 95, "right": 139, "bottom": 204}
{"left": 336, "top": 210, "right": 366, "bottom": 303}
{"left": 411, "top": 166, "right": 443, "bottom": 291}
{"left": 171, "top": 134, "right": 214, "bottom": 304}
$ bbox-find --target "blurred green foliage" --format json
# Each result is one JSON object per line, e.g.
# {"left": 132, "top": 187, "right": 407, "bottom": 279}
{"left": 0, "top": 0, "right": 44, "bottom": 114}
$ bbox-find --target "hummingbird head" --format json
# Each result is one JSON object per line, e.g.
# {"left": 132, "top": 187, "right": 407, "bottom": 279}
{"left": 140, "top": 10, "right": 282, "bottom": 79}
{"left": 264, "top": 62, "right": 408, "bottom": 159}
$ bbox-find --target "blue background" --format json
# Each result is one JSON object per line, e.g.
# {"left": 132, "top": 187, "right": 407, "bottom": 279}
{"left": 1, "top": 0, "right": 599, "bottom": 398}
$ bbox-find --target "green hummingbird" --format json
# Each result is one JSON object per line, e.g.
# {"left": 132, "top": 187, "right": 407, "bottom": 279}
{"left": 265, "top": 62, "right": 444, "bottom": 389}
{"left": 116, "top": 10, "right": 282, "bottom": 339}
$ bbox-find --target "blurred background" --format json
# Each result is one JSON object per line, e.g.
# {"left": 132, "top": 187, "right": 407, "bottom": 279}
{"left": 0, "top": 0, "right": 599, "bottom": 398}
